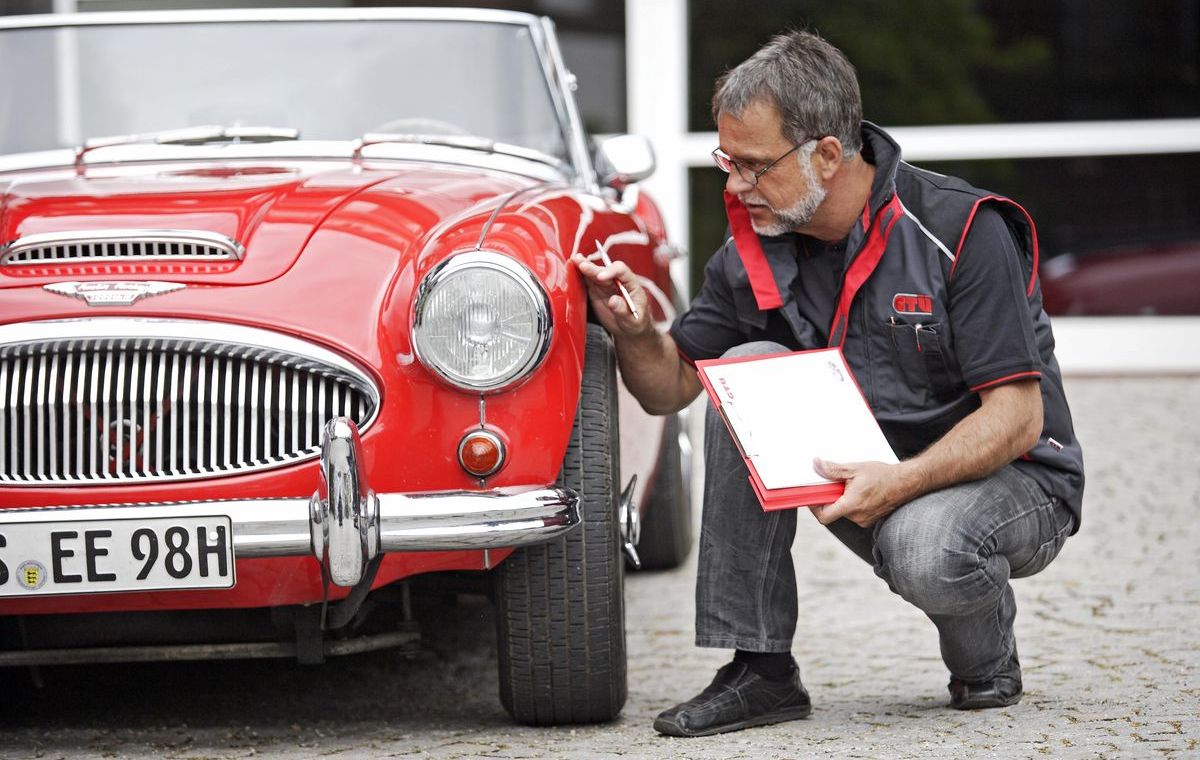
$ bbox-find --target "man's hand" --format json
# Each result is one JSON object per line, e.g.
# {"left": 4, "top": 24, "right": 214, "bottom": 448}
{"left": 809, "top": 381, "right": 1043, "bottom": 528}
{"left": 570, "top": 252, "right": 650, "bottom": 337}
{"left": 569, "top": 251, "right": 701, "bottom": 415}
{"left": 810, "top": 458, "right": 914, "bottom": 528}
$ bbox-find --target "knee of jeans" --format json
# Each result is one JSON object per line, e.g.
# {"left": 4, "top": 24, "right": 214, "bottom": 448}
{"left": 874, "top": 524, "right": 991, "bottom": 616}
{"left": 721, "top": 341, "right": 790, "bottom": 360}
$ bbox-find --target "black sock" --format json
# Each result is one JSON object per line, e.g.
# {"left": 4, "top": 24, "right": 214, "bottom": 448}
{"left": 734, "top": 650, "right": 795, "bottom": 682}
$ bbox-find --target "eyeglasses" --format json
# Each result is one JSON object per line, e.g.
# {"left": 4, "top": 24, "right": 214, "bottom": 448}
{"left": 711, "top": 135, "right": 820, "bottom": 186}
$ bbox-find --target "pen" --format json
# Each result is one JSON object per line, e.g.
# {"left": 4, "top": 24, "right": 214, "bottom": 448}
{"left": 589, "top": 240, "right": 640, "bottom": 319}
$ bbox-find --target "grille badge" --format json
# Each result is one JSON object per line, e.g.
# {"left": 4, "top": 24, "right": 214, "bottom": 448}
{"left": 44, "top": 281, "right": 185, "bottom": 306}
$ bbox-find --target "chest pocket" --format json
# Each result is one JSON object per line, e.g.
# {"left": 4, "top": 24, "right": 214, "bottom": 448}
{"left": 886, "top": 319, "right": 960, "bottom": 403}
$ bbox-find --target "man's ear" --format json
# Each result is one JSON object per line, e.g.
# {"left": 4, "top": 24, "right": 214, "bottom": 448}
{"left": 812, "top": 136, "right": 844, "bottom": 180}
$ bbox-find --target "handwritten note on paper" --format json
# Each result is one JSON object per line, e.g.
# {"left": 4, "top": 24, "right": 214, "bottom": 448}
{"left": 701, "top": 350, "right": 898, "bottom": 490}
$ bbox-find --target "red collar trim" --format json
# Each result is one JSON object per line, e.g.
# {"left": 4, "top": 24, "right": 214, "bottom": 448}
{"left": 828, "top": 194, "right": 904, "bottom": 347}
{"left": 724, "top": 191, "right": 784, "bottom": 310}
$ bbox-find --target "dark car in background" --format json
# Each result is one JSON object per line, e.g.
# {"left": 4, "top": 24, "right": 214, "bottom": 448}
{"left": 1040, "top": 240, "right": 1200, "bottom": 316}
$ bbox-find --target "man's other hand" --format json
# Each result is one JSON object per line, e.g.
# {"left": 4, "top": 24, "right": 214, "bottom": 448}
{"left": 810, "top": 458, "right": 913, "bottom": 528}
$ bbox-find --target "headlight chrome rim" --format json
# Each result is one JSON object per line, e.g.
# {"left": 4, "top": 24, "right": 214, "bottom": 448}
{"left": 412, "top": 250, "right": 552, "bottom": 393}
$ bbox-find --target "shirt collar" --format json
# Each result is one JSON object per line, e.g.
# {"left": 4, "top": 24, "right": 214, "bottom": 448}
{"left": 859, "top": 121, "right": 903, "bottom": 223}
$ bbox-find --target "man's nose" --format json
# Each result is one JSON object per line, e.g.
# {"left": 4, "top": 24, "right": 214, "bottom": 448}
{"left": 724, "top": 169, "right": 754, "bottom": 195}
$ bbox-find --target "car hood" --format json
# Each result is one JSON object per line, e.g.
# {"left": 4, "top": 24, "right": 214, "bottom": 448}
{"left": 0, "top": 159, "right": 541, "bottom": 290}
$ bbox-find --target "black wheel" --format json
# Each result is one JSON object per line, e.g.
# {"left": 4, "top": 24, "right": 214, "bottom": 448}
{"left": 495, "top": 324, "right": 626, "bottom": 725}
{"left": 636, "top": 413, "right": 694, "bottom": 570}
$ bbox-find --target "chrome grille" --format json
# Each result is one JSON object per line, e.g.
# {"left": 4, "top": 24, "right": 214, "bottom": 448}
{"left": 0, "top": 320, "right": 377, "bottom": 485}
{"left": 0, "top": 230, "right": 243, "bottom": 265}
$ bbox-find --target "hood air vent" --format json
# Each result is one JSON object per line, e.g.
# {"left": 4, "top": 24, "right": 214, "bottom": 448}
{"left": 0, "top": 229, "right": 244, "bottom": 266}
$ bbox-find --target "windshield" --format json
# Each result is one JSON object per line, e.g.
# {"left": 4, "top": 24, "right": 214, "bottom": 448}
{"left": 0, "top": 19, "right": 568, "bottom": 160}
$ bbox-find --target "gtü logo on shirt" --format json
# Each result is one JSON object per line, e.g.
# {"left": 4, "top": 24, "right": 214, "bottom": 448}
{"left": 892, "top": 293, "right": 933, "bottom": 315}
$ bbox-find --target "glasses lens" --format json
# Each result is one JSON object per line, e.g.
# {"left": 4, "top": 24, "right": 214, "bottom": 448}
{"left": 712, "top": 150, "right": 759, "bottom": 185}
{"left": 712, "top": 150, "right": 733, "bottom": 173}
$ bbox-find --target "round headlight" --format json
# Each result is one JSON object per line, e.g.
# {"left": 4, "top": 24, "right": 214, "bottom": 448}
{"left": 413, "top": 251, "right": 552, "bottom": 392}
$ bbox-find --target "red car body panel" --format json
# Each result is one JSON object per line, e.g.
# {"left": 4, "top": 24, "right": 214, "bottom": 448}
{"left": 0, "top": 157, "right": 671, "bottom": 616}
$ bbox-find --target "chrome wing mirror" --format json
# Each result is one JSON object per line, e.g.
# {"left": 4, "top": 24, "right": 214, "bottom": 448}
{"left": 597, "top": 134, "right": 656, "bottom": 190}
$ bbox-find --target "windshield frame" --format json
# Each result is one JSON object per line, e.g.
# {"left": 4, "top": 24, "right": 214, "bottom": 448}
{"left": 0, "top": 8, "right": 596, "bottom": 187}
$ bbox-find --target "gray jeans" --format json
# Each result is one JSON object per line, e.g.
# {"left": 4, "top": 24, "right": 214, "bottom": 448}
{"left": 695, "top": 342, "right": 1075, "bottom": 683}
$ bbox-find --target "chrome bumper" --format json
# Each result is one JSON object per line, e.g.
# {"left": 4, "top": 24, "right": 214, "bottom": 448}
{"left": 4, "top": 418, "right": 580, "bottom": 588}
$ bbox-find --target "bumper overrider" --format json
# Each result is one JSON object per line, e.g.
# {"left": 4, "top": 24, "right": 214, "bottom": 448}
{"left": 5, "top": 418, "right": 581, "bottom": 589}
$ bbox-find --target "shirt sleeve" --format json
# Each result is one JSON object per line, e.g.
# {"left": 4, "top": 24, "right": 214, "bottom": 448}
{"left": 668, "top": 239, "right": 746, "bottom": 363}
{"left": 948, "top": 205, "right": 1043, "bottom": 391}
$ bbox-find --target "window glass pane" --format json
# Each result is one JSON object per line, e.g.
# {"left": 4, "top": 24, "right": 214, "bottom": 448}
{"left": 689, "top": 0, "right": 1200, "bottom": 130}
{"left": 926, "top": 153, "right": 1200, "bottom": 316}
{"left": 691, "top": 153, "right": 1200, "bottom": 315}
{"left": 559, "top": 26, "right": 627, "bottom": 135}
{"left": 688, "top": 166, "right": 733, "bottom": 293}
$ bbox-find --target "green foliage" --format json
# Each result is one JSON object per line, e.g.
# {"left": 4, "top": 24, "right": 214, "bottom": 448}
{"left": 814, "top": 0, "right": 1050, "bottom": 125}
{"left": 689, "top": 0, "right": 1051, "bottom": 130}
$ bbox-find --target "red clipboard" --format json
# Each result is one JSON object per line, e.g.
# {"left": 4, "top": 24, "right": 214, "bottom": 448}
{"left": 696, "top": 347, "right": 894, "bottom": 511}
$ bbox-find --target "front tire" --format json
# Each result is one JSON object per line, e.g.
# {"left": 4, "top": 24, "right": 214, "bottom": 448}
{"left": 495, "top": 325, "right": 626, "bottom": 724}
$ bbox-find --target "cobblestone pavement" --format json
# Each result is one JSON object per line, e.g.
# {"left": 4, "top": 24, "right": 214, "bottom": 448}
{"left": 2, "top": 377, "right": 1198, "bottom": 759}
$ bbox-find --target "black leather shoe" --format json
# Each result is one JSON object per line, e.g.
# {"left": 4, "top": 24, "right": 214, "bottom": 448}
{"left": 948, "top": 650, "right": 1023, "bottom": 710}
{"left": 653, "top": 661, "right": 812, "bottom": 737}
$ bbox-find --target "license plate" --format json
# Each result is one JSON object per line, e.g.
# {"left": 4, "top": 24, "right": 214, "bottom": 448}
{"left": 0, "top": 516, "right": 235, "bottom": 598}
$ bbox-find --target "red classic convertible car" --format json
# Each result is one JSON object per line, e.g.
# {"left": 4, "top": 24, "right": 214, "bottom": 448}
{"left": 0, "top": 8, "right": 692, "bottom": 725}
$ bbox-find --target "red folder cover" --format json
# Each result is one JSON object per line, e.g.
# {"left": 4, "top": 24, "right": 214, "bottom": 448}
{"left": 696, "top": 347, "right": 896, "bottom": 511}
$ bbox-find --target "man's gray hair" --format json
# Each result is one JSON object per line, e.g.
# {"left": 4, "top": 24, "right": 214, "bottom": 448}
{"left": 712, "top": 30, "right": 863, "bottom": 159}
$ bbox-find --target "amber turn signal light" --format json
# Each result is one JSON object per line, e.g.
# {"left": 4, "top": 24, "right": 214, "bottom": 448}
{"left": 458, "top": 429, "right": 505, "bottom": 478}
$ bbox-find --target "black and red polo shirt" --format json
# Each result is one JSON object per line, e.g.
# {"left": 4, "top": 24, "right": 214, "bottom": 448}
{"left": 671, "top": 122, "right": 1085, "bottom": 528}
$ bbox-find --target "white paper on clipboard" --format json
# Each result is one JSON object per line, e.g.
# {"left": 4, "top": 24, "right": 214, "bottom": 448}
{"left": 699, "top": 349, "right": 898, "bottom": 490}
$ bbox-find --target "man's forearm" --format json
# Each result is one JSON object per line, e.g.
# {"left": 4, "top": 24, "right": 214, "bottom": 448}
{"left": 894, "top": 381, "right": 1043, "bottom": 503}
{"left": 612, "top": 328, "right": 700, "bottom": 415}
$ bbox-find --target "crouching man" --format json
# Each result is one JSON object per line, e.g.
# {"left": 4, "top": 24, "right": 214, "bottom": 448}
{"left": 572, "top": 28, "right": 1083, "bottom": 737}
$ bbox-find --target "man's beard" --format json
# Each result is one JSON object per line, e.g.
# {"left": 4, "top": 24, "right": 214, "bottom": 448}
{"left": 743, "top": 155, "right": 827, "bottom": 236}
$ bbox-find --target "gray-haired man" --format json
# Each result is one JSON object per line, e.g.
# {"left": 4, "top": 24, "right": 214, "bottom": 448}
{"left": 572, "top": 29, "right": 1083, "bottom": 737}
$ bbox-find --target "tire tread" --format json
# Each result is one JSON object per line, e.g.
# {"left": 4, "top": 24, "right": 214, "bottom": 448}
{"left": 496, "top": 325, "right": 626, "bottom": 724}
